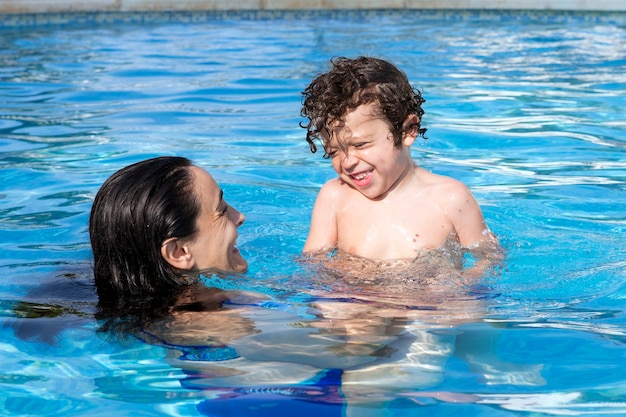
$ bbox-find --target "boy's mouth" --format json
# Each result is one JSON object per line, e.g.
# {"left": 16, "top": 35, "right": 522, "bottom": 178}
{"left": 349, "top": 170, "right": 373, "bottom": 187}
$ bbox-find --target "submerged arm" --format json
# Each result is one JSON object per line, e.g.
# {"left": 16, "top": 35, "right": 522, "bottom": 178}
{"left": 462, "top": 233, "right": 505, "bottom": 281}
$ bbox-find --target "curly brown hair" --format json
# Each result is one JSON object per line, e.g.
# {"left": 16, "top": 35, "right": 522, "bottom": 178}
{"left": 301, "top": 56, "right": 427, "bottom": 157}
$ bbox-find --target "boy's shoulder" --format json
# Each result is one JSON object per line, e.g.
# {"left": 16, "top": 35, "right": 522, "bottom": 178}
{"left": 313, "top": 177, "right": 347, "bottom": 203}
{"left": 415, "top": 168, "right": 473, "bottom": 200}
{"left": 416, "top": 167, "right": 464, "bottom": 186}
{"left": 319, "top": 177, "right": 350, "bottom": 194}
{"left": 315, "top": 176, "right": 369, "bottom": 208}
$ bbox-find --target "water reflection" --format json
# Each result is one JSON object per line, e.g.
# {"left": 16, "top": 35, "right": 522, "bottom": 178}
{"left": 6, "top": 256, "right": 626, "bottom": 415}
{"left": 138, "top": 254, "right": 503, "bottom": 414}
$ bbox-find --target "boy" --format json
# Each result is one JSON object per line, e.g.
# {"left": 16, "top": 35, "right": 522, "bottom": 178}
{"left": 300, "top": 56, "right": 500, "bottom": 264}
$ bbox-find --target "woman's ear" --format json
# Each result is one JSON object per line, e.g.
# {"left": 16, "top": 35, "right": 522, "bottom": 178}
{"left": 161, "top": 238, "right": 195, "bottom": 270}
{"left": 402, "top": 114, "right": 420, "bottom": 146}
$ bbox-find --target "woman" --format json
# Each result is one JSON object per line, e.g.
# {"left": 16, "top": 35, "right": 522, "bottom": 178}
{"left": 89, "top": 158, "right": 326, "bottom": 400}
{"left": 89, "top": 156, "right": 248, "bottom": 329}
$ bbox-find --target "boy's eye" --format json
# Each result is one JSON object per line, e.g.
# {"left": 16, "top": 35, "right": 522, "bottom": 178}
{"left": 325, "top": 149, "right": 338, "bottom": 158}
{"left": 354, "top": 142, "right": 367, "bottom": 149}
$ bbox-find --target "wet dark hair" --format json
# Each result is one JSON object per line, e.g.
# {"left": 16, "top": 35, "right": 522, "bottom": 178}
{"left": 301, "top": 56, "right": 427, "bottom": 157}
{"left": 89, "top": 156, "right": 200, "bottom": 303}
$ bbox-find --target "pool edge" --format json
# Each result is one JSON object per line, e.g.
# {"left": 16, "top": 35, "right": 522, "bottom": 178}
{"left": 1, "top": 0, "right": 625, "bottom": 14}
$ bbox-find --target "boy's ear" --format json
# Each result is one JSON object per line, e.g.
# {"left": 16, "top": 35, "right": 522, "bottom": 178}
{"left": 401, "top": 114, "right": 420, "bottom": 146}
{"left": 161, "top": 238, "right": 195, "bottom": 270}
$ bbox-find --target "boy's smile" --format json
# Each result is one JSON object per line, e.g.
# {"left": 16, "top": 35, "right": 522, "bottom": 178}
{"left": 326, "top": 102, "right": 416, "bottom": 200}
{"left": 350, "top": 169, "right": 374, "bottom": 187}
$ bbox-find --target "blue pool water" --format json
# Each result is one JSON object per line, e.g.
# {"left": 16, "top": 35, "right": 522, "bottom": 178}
{"left": 1, "top": 9, "right": 625, "bottom": 416}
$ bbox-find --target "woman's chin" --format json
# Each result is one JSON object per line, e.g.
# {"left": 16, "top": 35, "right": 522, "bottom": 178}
{"left": 231, "top": 249, "right": 248, "bottom": 273}
{"left": 234, "top": 257, "right": 248, "bottom": 273}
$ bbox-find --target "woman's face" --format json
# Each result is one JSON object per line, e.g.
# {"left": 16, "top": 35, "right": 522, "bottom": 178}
{"left": 183, "top": 166, "right": 248, "bottom": 273}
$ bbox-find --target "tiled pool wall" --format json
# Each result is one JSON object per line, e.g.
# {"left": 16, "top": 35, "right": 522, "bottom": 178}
{"left": 1, "top": 0, "right": 625, "bottom": 13}
{"left": 1, "top": 1, "right": 625, "bottom": 28}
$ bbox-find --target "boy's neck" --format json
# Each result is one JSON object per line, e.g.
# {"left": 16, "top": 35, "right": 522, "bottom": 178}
{"left": 369, "top": 161, "right": 418, "bottom": 201}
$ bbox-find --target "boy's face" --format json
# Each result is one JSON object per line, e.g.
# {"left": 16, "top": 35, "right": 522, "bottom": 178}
{"left": 324, "top": 102, "right": 417, "bottom": 200}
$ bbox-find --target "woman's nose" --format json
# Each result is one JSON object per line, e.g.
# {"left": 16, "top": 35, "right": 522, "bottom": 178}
{"left": 230, "top": 206, "right": 245, "bottom": 227}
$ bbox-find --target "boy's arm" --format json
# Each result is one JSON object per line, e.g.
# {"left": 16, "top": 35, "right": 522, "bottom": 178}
{"left": 445, "top": 180, "right": 504, "bottom": 277}
{"left": 303, "top": 181, "right": 340, "bottom": 253}
{"left": 438, "top": 178, "right": 490, "bottom": 247}
{"left": 446, "top": 181, "right": 492, "bottom": 248}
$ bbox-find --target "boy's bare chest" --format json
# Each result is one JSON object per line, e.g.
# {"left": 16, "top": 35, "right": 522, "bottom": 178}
{"left": 336, "top": 196, "right": 455, "bottom": 260}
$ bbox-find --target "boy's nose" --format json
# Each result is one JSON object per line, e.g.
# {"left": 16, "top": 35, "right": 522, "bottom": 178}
{"left": 340, "top": 149, "right": 358, "bottom": 168}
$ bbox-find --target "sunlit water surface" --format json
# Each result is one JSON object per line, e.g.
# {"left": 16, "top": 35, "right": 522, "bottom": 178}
{"left": 1, "top": 10, "right": 625, "bottom": 417}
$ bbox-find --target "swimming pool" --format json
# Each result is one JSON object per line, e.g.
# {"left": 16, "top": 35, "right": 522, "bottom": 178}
{"left": 1, "top": 8, "right": 625, "bottom": 416}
